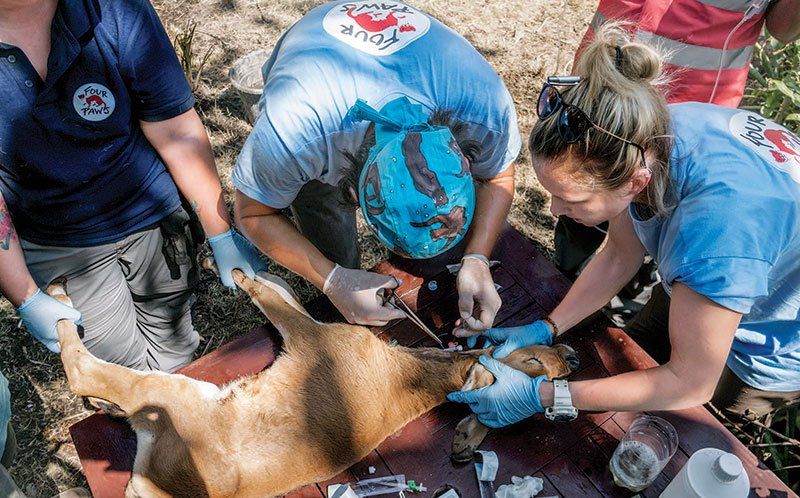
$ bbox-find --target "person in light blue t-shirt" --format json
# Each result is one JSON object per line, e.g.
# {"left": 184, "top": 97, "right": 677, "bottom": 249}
{"left": 233, "top": 1, "right": 521, "bottom": 329}
{"left": 448, "top": 24, "right": 800, "bottom": 428}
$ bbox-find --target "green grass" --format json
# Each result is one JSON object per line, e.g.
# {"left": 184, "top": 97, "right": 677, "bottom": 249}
{"left": 714, "top": 404, "right": 800, "bottom": 491}
{"left": 173, "top": 21, "right": 215, "bottom": 92}
{"left": 741, "top": 36, "right": 800, "bottom": 133}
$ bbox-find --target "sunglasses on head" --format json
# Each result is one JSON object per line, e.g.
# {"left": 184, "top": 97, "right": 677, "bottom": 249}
{"left": 537, "top": 76, "right": 648, "bottom": 170}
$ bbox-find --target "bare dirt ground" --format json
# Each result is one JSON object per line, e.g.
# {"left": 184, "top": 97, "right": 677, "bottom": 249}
{"left": 0, "top": 0, "right": 595, "bottom": 494}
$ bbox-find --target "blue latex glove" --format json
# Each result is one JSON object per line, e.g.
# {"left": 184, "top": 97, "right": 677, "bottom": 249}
{"left": 447, "top": 355, "right": 546, "bottom": 428}
{"left": 17, "top": 289, "right": 82, "bottom": 353}
{"left": 466, "top": 320, "right": 554, "bottom": 358}
{"left": 208, "top": 228, "right": 268, "bottom": 289}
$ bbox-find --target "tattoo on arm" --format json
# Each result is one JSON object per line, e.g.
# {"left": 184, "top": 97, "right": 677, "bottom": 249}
{"left": 191, "top": 199, "right": 201, "bottom": 216}
{"left": 0, "top": 197, "right": 17, "bottom": 251}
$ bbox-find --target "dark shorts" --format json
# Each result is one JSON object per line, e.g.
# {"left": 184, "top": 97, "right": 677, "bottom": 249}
{"left": 290, "top": 180, "right": 360, "bottom": 269}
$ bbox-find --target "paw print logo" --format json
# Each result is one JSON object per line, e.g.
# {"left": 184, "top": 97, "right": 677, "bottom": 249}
{"left": 323, "top": 1, "right": 430, "bottom": 56}
{"left": 72, "top": 83, "right": 116, "bottom": 122}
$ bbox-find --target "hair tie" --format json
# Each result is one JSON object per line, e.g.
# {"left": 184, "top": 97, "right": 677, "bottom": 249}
{"left": 614, "top": 45, "right": 624, "bottom": 71}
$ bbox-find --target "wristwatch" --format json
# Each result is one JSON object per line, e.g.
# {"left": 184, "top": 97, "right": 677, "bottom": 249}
{"left": 544, "top": 379, "right": 579, "bottom": 422}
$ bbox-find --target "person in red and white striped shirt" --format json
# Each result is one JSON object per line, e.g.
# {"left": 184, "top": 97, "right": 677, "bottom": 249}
{"left": 576, "top": 0, "right": 800, "bottom": 107}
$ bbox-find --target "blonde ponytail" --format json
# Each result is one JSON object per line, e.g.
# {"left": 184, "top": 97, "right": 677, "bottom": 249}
{"left": 529, "top": 22, "right": 674, "bottom": 215}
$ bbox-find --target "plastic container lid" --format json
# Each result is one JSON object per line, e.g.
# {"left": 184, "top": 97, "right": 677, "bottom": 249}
{"left": 714, "top": 453, "right": 744, "bottom": 483}
{"left": 685, "top": 449, "right": 749, "bottom": 497}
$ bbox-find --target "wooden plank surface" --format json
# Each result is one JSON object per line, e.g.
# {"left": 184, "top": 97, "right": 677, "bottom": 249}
{"left": 544, "top": 456, "right": 603, "bottom": 498}
{"left": 534, "top": 471, "right": 562, "bottom": 497}
{"left": 70, "top": 225, "right": 796, "bottom": 498}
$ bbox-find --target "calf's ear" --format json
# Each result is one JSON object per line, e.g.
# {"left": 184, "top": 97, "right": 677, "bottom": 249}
{"left": 460, "top": 362, "right": 495, "bottom": 391}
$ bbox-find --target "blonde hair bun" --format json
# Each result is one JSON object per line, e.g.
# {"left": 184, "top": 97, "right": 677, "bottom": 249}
{"left": 576, "top": 22, "right": 667, "bottom": 92}
{"left": 619, "top": 43, "right": 662, "bottom": 81}
{"left": 528, "top": 20, "right": 673, "bottom": 216}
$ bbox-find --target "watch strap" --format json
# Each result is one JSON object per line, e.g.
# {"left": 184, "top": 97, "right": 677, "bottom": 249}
{"left": 545, "top": 379, "right": 578, "bottom": 421}
{"left": 552, "top": 379, "right": 573, "bottom": 407}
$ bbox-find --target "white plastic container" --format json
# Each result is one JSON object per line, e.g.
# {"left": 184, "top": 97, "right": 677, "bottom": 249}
{"left": 229, "top": 49, "right": 271, "bottom": 124}
{"left": 660, "top": 448, "right": 749, "bottom": 498}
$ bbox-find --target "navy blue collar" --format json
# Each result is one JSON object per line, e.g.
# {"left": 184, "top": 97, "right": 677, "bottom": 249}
{"left": 0, "top": 1, "right": 101, "bottom": 85}
{"left": 40, "top": 0, "right": 101, "bottom": 92}
{"left": 58, "top": 0, "right": 101, "bottom": 46}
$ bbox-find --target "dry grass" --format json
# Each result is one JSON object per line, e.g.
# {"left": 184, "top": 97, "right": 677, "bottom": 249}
{"left": 0, "top": 0, "right": 594, "bottom": 494}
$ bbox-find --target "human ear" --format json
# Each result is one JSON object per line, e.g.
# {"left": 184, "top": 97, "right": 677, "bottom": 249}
{"left": 628, "top": 167, "right": 651, "bottom": 196}
{"left": 347, "top": 185, "right": 359, "bottom": 205}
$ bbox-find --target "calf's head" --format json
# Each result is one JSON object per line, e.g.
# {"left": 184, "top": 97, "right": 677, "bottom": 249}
{"left": 452, "top": 342, "right": 580, "bottom": 462}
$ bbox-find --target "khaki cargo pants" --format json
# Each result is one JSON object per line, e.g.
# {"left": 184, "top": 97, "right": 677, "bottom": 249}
{"left": 21, "top": 210, "right": 200, "bottom": 372}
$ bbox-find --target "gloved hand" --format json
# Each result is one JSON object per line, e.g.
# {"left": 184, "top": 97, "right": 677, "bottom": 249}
{"left": 208, "top": 228, "right": 268, "bottom": 289}
{"left": 456, "top": 255, "right": 501, "bottom": 332}
{"left": 17, "top": 289, "right": 82, "bottom": 353}
{"left": 457, "top": 320, "right": 554, "bottom": 358}
{"left": 323, "top": 265, "right": 407, "bottom": 326}
{"left": 447, "top": 355, "right": 546, "bottom": 428}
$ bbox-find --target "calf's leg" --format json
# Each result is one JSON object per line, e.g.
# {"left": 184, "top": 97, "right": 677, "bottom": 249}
{"left": 231, "top": 269, "right": 330, "bottom": 352}
{"left": 451, "top": 361, "right": 497, "bottom": 462}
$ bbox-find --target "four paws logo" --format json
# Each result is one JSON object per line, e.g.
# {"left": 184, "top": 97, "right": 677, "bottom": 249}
{"left": 731, "top": 111, "right": 800, "bottom": 184}
{"left": 72, "top": 83, "right": 115, "bottom": 122}
{"left": 323, "top": 2, "right": 431, "bottom": 56}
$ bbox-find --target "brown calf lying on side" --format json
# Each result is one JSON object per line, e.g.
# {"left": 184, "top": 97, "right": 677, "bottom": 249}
{"left": 49, "top": 271, "right": 578, "bottom": 498}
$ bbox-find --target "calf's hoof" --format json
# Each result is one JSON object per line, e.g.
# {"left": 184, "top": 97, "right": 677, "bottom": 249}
{"left": 451, "top": 414, "right": 490, "bottom": 463}
{"left": 83, "top": 396, "right": 126, "bottom": 417}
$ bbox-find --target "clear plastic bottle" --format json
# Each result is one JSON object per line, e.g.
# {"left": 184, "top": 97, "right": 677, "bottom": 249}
{"left": 660, "top": 448, "right": 749, "bottom": 498}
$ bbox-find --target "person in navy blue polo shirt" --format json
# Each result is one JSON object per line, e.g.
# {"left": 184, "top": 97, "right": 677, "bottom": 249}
{"left": 0, "top": 0, "right": 265, "bottom": 371}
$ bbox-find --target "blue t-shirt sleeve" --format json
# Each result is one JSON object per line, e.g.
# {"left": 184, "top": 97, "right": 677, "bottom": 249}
{"left": 0, "top": 372, "right": 9, "bottom": 455}
{"left": 470, "top": 103, "right": 521, "bottom": 179}
{"left": 118, "top": 0, "right": 195, "bottom": 122}
{"left": 232, "top": 114, "right": 311, "bottom": 209}
{"left": 656, "top": 133, "right": 791, "bottom": 315}
{"left": 668, "top": 257, "right": 773, "bottom": 314}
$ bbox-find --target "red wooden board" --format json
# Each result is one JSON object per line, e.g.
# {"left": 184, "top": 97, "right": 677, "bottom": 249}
{"left": 70, "top": 225, "right": 796, "bottom": 497}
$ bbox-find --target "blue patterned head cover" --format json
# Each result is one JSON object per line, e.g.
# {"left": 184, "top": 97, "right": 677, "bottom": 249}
{"left": 345, "top": 97, "right": 475, "bottom": 259}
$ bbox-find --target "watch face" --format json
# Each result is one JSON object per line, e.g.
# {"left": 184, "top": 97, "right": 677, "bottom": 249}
{"left": 552, "top": 413, "right": 578, "bottom": 422}
{"left": 546, "top": 407, "right": 578, "bottom": 422}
